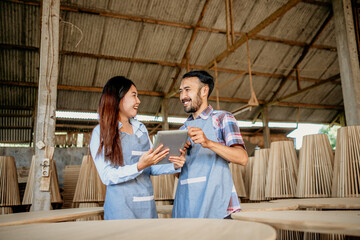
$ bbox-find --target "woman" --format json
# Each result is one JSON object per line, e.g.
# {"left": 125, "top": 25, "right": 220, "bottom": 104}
{"left": 90, "top": 76, "right": 185, "bottom": 220}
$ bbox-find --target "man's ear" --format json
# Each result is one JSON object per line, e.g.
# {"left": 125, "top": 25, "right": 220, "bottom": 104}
{"left": 201, "top": 85, "right": 209, "bottom": 98}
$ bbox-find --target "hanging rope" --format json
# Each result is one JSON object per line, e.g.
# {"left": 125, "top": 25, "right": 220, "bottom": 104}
{"left": 246, "top": 35, "right": 259, "bottom": 107}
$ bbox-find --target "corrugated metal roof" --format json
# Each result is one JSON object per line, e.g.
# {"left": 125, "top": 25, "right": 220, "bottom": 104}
{"left": 1, "top": 0, "right": 351, "bottom": 143}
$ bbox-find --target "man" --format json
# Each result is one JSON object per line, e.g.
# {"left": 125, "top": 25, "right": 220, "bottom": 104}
{"left": 172, "top": 70, "right": 248, "bottom": 219}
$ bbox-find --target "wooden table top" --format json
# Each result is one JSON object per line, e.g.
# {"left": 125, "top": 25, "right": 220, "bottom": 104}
{"left": 232, "top": 210, "right": 360, "bottom": 236}
{"left": 156, "top": 201, "right": 299, "bottom": 215}
{"left": 270, "top": 198, "right": 360, "bottom": 209}
{"left": 0, "top": 207, "right": 104, "bottom": 227}
{"left": 240, "top": 202, "right": 299, "bottom": 211}
{"left": 0, "top": 218, "right": 276, "bottom": 240}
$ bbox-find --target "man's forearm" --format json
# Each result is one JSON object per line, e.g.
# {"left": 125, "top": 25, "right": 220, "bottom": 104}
{"left": 207, "top": 141, "right": 248, "bottom": 165}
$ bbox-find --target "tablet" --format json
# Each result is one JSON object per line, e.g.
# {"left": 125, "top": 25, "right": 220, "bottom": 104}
{"left": 152, "top": 129, "right": 188, "bottom": 165}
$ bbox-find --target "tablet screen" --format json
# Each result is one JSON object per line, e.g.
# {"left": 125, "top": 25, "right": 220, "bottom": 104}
{"left": 152, "top": 129, "right": 188, "bottom": 165}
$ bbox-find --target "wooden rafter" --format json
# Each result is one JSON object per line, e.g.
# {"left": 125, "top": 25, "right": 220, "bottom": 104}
{"left": 268, "top": 10, "right": 333, "bottom": 102}
{"left": 165, "top": 0, "right": 211, "bottom": 96}
{"left": 0, "top": 44, "right": 340, "bottom": 85}
{"left": 267, "top": 74, "right": 340, "bottom": 107}
{"left": 4, "top": 0, "right": 335, "bottom": 51}
{"left": 0, "top": 81, "right": 343, "bottom": 110}
{"left": 301, "top": 0, "right": 332, "bottom": 7}
{"left": 218, "top": 73, "right": 245, "bottom": 89}
{"left": 204, "top": 0, "right": 302, "bottom": 70}
{"left": 229, "top": 0, "right": 235, "bottom": 45}
{"left": 296, "top": 66, "right": 301, "bottom": 90}
{"left": 225, "top": 0, "right": 232, "bottom": 49}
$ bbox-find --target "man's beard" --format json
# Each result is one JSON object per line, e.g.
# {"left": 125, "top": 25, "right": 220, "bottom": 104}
{"left": 184, "top": 90, "right": 202, "bottom": 113}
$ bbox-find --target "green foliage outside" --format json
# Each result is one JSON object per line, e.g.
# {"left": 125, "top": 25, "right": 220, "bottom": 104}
{"left": 318, "top": 125, "right": 341, "bottom": 149}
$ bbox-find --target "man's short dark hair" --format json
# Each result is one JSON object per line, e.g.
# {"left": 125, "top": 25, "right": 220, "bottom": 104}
{"left": 182, "top": 71, "right": 214, "bottom": 98}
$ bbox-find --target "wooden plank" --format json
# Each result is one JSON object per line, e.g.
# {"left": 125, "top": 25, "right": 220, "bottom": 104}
{"left": 232, "top": 210, "right": 360, "bottom": 236}
{"left": 0, "top": 207, "right": 104, "bottom": 227}
{"left": 240, "top": 202, "right": 299, "bottom": 212}
{"left": 270, "top": 197, "right": 360, "bottom": 210}
{"left": 0, "top": 218, "right": 277, "bottom": 240}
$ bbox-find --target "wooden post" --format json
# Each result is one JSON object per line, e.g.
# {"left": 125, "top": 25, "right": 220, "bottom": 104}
{"left": 332, "top": 0, "right": 360, "bottom": 125}
{"left": 32, "top": 0, "right": 60, "bottom": 211}
{"left": 262, "top": 107, "right": 271, "bottom": 148}
{"left": 296, "top": 66, "right": 301, "bottom": 90}
{"left": 214, "top": 60, "right": 220, "bottom": 110}
{"left": 186, "top": 52, "right": 190, "bottom": 72}
{"left": 162, "top": 98, "right": 169, "bottom": 130}
{"left": 229, "top": 0, "right": 235, "bottom": 45}
{"left": 225, "top": 0, "right": 231, "bottom": 49}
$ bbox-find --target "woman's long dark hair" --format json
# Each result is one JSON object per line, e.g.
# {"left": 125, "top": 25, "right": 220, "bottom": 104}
{"left": 97, "top": 76, "right": 135, "bottom": 166}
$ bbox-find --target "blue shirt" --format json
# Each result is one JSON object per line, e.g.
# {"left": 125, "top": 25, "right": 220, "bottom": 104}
{"left": 181, "top": 105, "right": 245, "bottom": 149}
{"left": 90, "top": 118, "right": 178, "bottom": 186}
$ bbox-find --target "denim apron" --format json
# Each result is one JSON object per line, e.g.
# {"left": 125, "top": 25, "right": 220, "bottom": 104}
{"left": 104, "top": 130, "right": 157, "bottom": 220}
{"left": 172, "top": 115, "right": 233, "bottom": 218}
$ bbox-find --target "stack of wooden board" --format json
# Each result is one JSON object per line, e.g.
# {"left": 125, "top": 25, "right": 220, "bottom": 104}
{"left": 151, "top": 174, "right": 176, "bottom": 201}
{"left": 296, "top": 134, "right": 334, "bottom": 198}
{"left": 0, "top": 156, "right": 20, "bottom": 214}
{"left": 62, "top": 165, "right": 81, "bottom": 208}
{"left": 332, "top": 126, "right": 360, "bottom": 197}
{"left": 151, "top": 174, "right": 176, "bottom": 219}
{"left": 229, "top": 162, "right": 246, "bottom": 198}
{"left": 73, "top": 155, "right": 105, "bottom": 221}
{"left": 250, "top": 149, "right": 270, "bottom": 201}
{"left": 265, "top": 141, "right": 298, "bottom": 199}
{"left": 244, "top": 157, "right": 254, "bottom": 198}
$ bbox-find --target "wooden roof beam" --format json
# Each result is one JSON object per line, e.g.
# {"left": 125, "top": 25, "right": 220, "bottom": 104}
{"left": 301, "top": 0, "right": 332, "bottom": 7}
{"left": 0, "top": 44, "right": 339, "bottom": 85}
{"left": 203, "top": 0, "right": 302, "bottom": 70}
{"left": 268, "top": 73, "right": 341, "bottom": 107}
{"left": 4, "top": 0, "right": 336, "bottom": 51}
{"left": 165, "top": 0, "right": 211, "bottom": 96}
{"left": 0, "top": 81, "right": 342, "bottom": 110}
{"left": 268, "top": 10, "right": 333, "bottom": 102}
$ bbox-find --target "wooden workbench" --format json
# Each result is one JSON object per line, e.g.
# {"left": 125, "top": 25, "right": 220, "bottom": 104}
{"left": 0, "top": 207, "right": 104, "bottom": 227}
{"left": 232, "top": 210, "right": 360, "bottom": 236}
{"left": 155, "top": 201, "right": 299, "bottom": 215}
{"left": 0, "top": 218, "right": 276, "bottom": 240}
{"left": 270, "top": 197, "right": 360, "bottom": 209}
